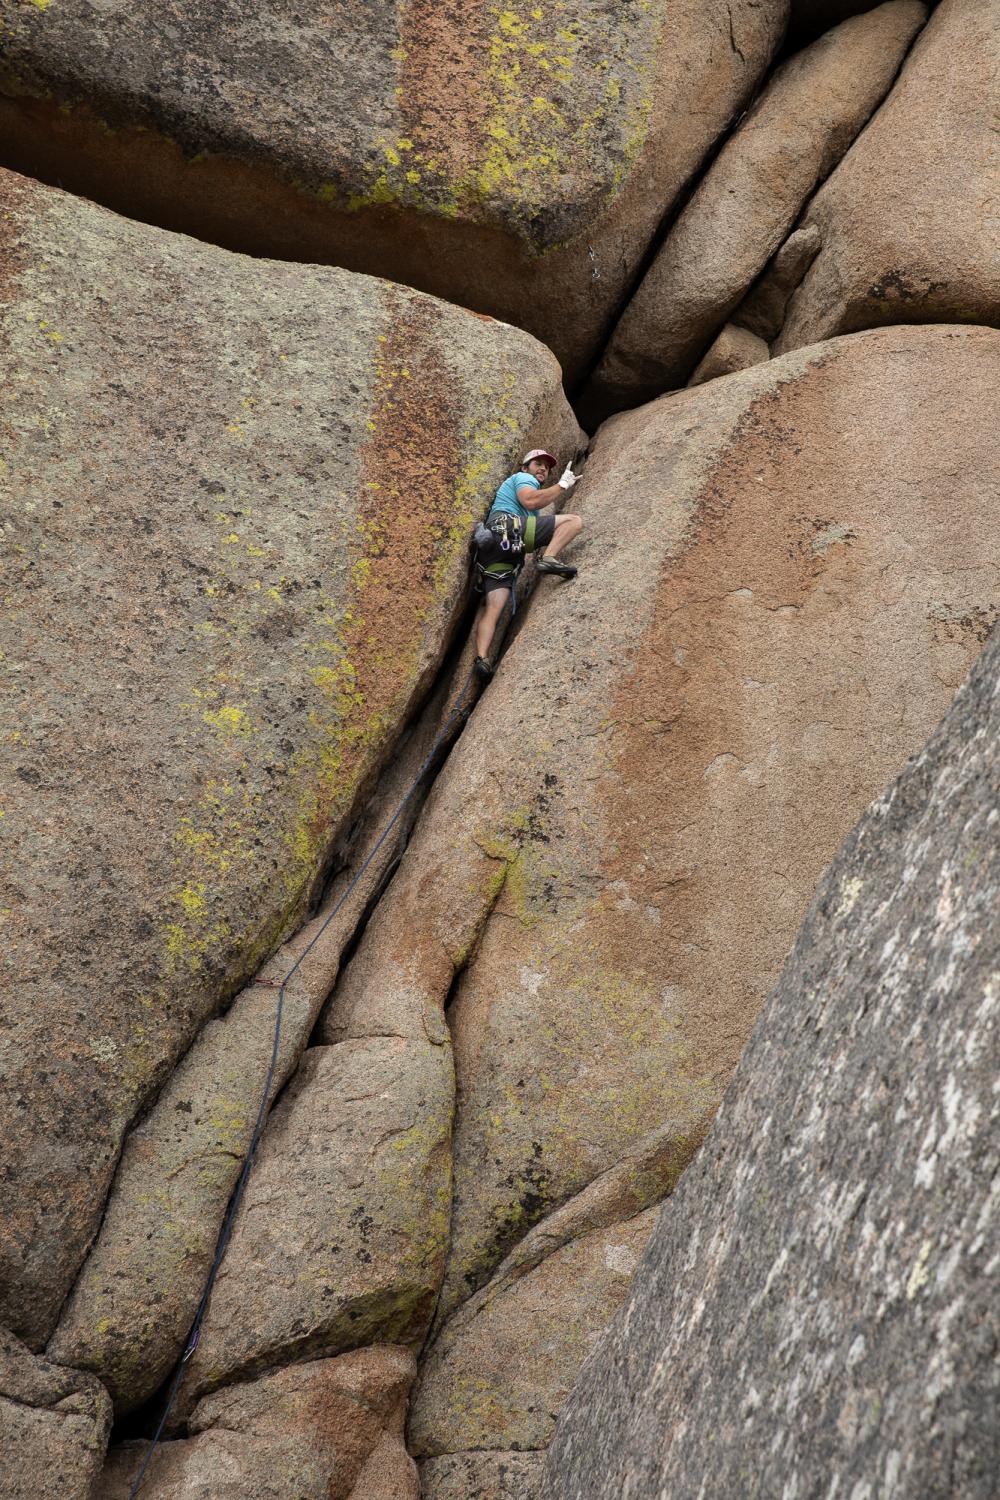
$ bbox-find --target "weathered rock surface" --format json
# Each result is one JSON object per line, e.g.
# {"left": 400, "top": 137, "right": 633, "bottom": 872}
{"left": 176, "top": 1036, "right": 453, "bottom": 1407}
{"left": 421, "top": 1451, "right": 544, "bottom": 1500}
{"left": 47, "top": 968, "right": 320, "bottom": 1416}
{"left": 347, "top": 1432, "right": 421, "bottom": 1500}
{"left": 777, "top": 0, "right": 1000, "bottom": 352}
{"left": 0, "top": 0, "right": 788, "bottom": 385}
{"left": 314, "top": 320, "right": 1000, "bottom": 1441}
{"left": 450, "top": 322, "right": 1000, "bottom": 1323}
{"left": 542, "top": 600, "right": 1000, "bottom": 1500}
{"left": 734, "top": 223, "right": 823, "bottom": 341}
{"left": 424, "top": 1117, "right": 695, "bottom": 1308}
{"left": 582, "top": 1, "right": 926, "bottom": 420}
{"left": 49, "top": 655, "right": 473, "bottom": 1416}
{"left": 0, "top": 1328, "right": 111, "bottom": 1500}
{"left": 410, "top": 1208, "right": 657, "bottom": 1459}
{"left": 687, "top": 323, "right": 770, "bottom": 385}
{"left": 102, "top": 1346, "right": 417, "bottom": 1499}
{"left": 0, "top": 165, "right": 580, "bottom": 1348}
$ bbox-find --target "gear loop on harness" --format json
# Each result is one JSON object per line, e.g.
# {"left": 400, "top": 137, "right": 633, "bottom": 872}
{"left": 471, "top": 511, "right": 528, "bottom": 599}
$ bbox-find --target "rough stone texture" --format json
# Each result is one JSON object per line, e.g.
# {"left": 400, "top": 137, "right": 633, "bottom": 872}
{"left": 687, "top": 323, "right": 770, "bottom": 385}
{"left": 0, "top": 1328, "right": 111, "bottom": 1500}
{"left": 0, "top": 167, "right": 580, "bottom": 1350}
{"left": 347, "top": 1431, "right": 421, "bottom": 1500}
{"left": 411, "top": 1208, "right": 657, "bottom": 1459}
{"left": 777, "top": 0, "right": 1000, "bottom": 353}
{"left": 101, "top": 1347, "right": 417, "bottom": 1499}
{"left": 47, "top": 970, "right": 319, "bottom": 1417}
{"left": 734, "top": 223, "right": 823, "bottom": 341}
{"left": 316, "top": 322, "right": 1000, "bottom": 1388}
{"left": 48, "top": 654, "right": 474, "bottom": 1417}
{"left": 421, "top": 1451, "right": 544, "bottom": 1500}
{"left": 0, "top": 0, "right": 788, "bottom": 386}
{"left": 429, "top": 1117, "right": 695, "bottom": 1307}
{"left": 541, "top": 611, "right": 1000, "bottom": 1500}
{"left": 581, "top": 1, "right": 926, "bottom": 421}
{"left": 174, "top": 1036, "right": 453, "bottom": 1409}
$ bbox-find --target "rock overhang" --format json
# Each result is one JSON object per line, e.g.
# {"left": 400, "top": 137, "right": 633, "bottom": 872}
{"left": 0, "top": 0, "right": 790, "bottom": 384}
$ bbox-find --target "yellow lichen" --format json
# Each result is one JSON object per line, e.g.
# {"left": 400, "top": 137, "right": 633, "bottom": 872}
{"left": 201, "top": 704, "right": 253, "bottom": 737}
{"left": 177, "top": 883, "right": 207, "bottom": 920}
{"left": 334, "top": 0, "right": 660, "bottom": 238}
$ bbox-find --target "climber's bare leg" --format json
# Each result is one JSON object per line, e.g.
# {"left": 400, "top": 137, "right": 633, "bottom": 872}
{"left": 475, "top": 587, "right": 510, "bottom": 659}
{"left": 543, "top": 513, "right": 582, "bottom": 559}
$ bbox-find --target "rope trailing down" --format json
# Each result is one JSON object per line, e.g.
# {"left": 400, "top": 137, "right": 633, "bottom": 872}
{"left": 127, "top": 665, "right": 477, "bottom": 1498}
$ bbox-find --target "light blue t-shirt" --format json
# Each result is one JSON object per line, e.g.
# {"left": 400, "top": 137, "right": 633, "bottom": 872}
{"left": 490, "top": 471, "right": 540, "bottom": 524}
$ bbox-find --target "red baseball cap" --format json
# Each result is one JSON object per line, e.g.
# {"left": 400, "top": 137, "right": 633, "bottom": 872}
{"left": 523, "top": 449, "right": 557, "bottom": 468}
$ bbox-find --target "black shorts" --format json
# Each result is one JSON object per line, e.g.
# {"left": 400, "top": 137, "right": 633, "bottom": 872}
{"left": 478, "top": 513, "right": 555, "bottom": 594}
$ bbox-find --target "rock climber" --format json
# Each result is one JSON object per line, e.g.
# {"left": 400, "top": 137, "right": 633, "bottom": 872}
{"left": 471, "top": 449, "right": 582, "bottom": 679}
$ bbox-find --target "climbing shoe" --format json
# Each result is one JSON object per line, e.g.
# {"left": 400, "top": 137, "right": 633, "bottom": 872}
{"left": 474, "top": 656, "right": 494, "bottom": 681}
{"left": 536, "top": 556, "right": 577, "bottom": 579}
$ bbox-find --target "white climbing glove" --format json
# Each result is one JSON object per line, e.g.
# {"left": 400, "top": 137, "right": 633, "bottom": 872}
{"left": 557, "top": 464, "right": 578, "bottom": 490}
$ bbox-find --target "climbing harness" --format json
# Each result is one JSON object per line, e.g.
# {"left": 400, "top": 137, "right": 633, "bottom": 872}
{"left": 126, "top": 665, "right": 478, "bottom": 1498}
{"left": 472, "top": 511, "right": 544, "bottom": 616}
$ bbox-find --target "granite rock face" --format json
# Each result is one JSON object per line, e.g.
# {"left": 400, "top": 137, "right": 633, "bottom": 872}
{"left": 48, "top": 662, "right": 472, "bottom": 1416}
{"left": 177, "top": 1037, "right": 453, "bottom": 1407}
{"left": 542, "top": 592, "right": 1000, "bottom": 1500}
{"left": 421, "top": 1451, "right": 544, "bottom": 1500}
{"left": 102, "top": 1346, "right": 418, "bottom": 1499}
{"left": 0, "top": 0, "right": 788, "bottom": 385}
{"left": 687, "top": 323, "right": 770, "bottom": 385}
{"left": 310, "top": 323, "right": 1000, "bottom": 1475}
{"left": 776, "top": 0, "right": 1000, "bottom": 352}
{"left": 787, "top": 0, "right": 877, "bottom": 45}
{"left": 581, "top": 1, "right": 926, "bottom": 419}
{"left": 0, "top": 1329, "right": 111, "bottom": 1500}
{"left": 4, "top": 2, "right": 1000, "bottom": 1489}
{"left": 410, "top": 1208, "right": 658, "bottom": 1459}
{"left": 734, "top": 223, "right": 823, "bottom": 341}
{"left": 449, "top": 322, "right": 1000, "bottom": 1325}
{"left": 0, "top": 166, "right": 581, "bottom": 1348}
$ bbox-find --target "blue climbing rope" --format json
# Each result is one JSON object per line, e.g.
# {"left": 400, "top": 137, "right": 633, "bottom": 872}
{"left": 127, "top": 665, "right": 477, "bottom": 1497}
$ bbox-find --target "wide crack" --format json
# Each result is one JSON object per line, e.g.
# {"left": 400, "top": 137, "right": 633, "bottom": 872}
{"left": 97, "top": 546, "right": 556, "bottom": 1453}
